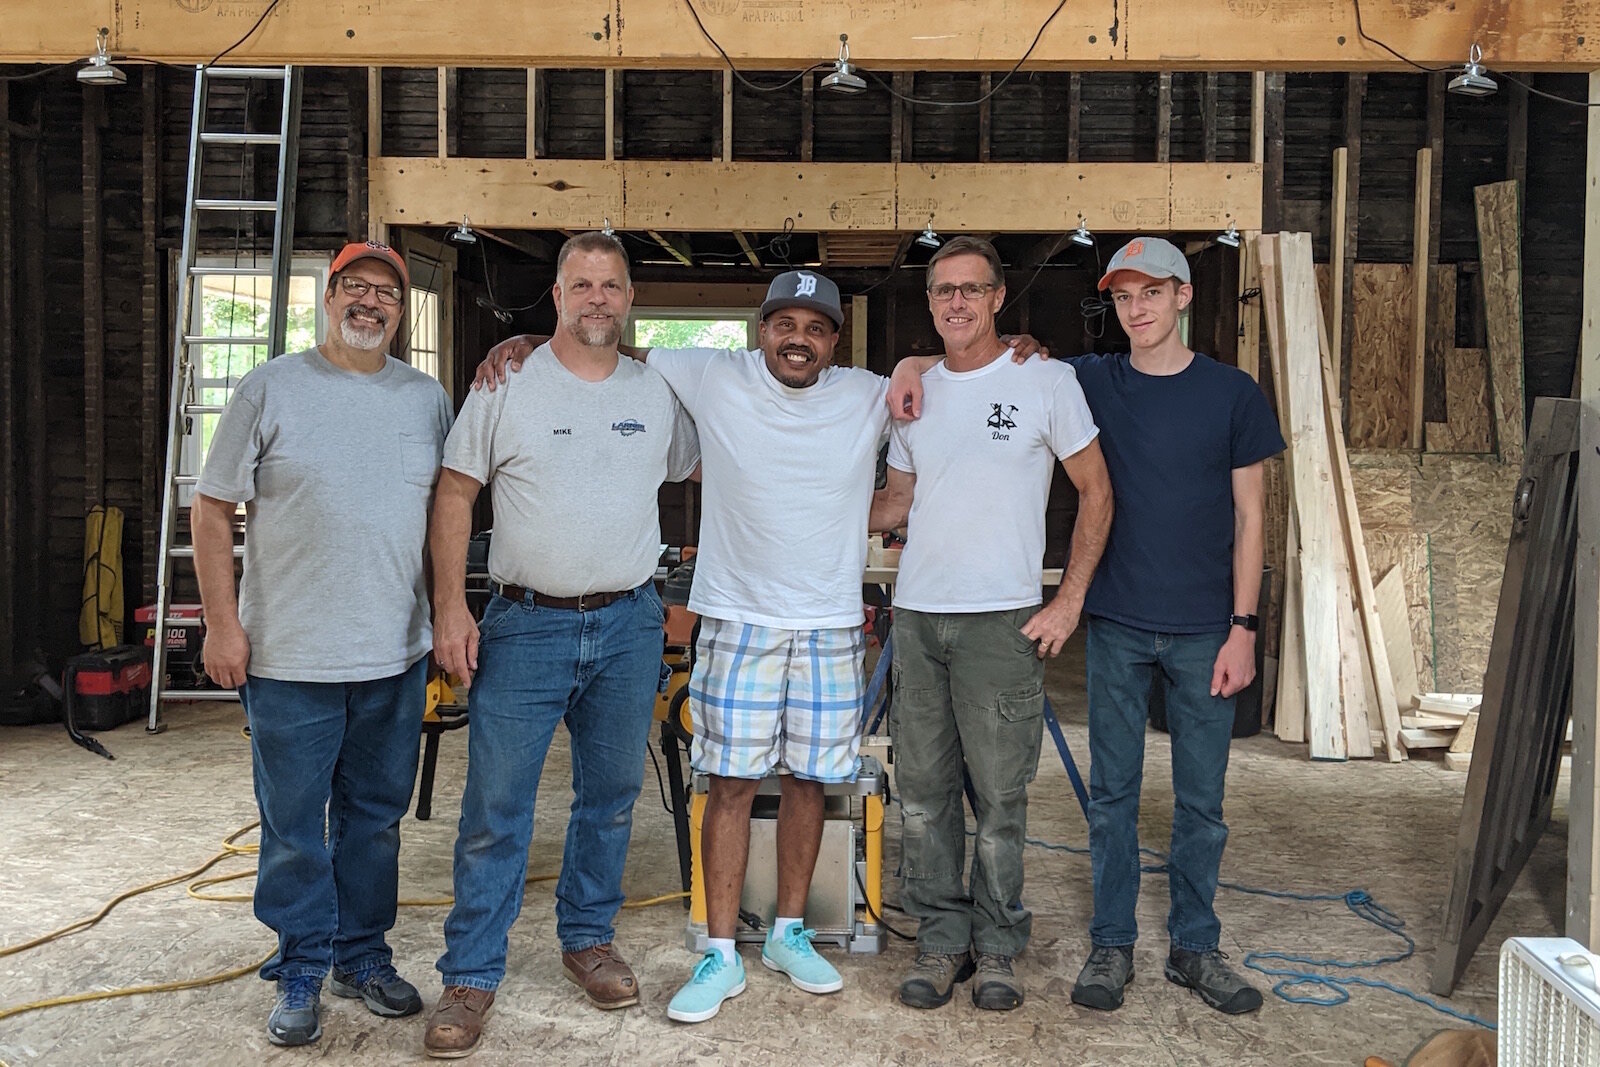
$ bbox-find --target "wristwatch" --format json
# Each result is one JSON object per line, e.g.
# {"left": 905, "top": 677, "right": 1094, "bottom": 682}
{"left": 1229, "top": 613, "right": 1259, "bottom": 631}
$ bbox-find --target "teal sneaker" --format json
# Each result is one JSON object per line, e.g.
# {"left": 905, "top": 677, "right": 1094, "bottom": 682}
{"left": 761, "top": 926, "right": 843, "bottom": 994}
{"left": 667, "top": 951, "right": 747, "bottom": 1023}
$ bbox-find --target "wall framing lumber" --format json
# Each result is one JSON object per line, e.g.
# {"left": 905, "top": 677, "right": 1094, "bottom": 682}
{"left": 82, "top": 90, "right": 105, "bottom": 509}
{"left": 1329, "top": 146, "right": 1348, "bottom": 386}
{"left": 0, "top": 82, "right": 12, "bottom": 670}
{"left": 1474, "top": 180, "right": 1527, "bottom": 464}
{"left": 369, "top": 159, "right": 1262, "bottom": 233}
{"left": 1411, "top": 148, "right": 1432, "bottom": 448}
{"left": 1338, "top": 74, "right": 1365, "bottom": 420}
{"left": 15, "top": 2, "right": 1600, "bottom": 69}
{"left": 141, "top": 70, "right": 161, "bottom": 603}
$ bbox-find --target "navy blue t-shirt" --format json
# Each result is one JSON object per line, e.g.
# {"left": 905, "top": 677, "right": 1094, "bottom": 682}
{"left": 1067, "top": 352, "right": 1285, "bottom": 634}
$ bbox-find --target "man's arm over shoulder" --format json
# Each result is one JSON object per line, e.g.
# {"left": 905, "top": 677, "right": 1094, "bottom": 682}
{"left": 645, "top": 346, "right": 736, "bottom": 417}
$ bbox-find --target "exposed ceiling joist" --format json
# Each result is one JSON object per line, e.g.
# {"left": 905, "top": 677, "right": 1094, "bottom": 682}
{"left": 733, "top": 231, "right": 761, "bottom": 269}
{"left": 647, "top": 230, "right": 693, "bottom": 266}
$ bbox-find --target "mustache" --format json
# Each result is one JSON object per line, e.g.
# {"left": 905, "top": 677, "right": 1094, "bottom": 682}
{"left": 344, "top": 306, "right": 388, "bottom": 327}
{"left": 779, "top": 343, "right": 813, "bottom": 358}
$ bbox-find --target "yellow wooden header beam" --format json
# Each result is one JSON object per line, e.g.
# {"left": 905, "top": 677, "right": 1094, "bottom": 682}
{"left": 368, "top": 159, "right": 1261, "bottom": 233}
{"left": 6, "top": 0, "right": 1597, "bottom": 69}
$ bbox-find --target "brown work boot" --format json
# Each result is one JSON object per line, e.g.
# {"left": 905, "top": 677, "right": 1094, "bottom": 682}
{"left": 562, "top": 943, "right": 640, "bottom": 1009}
{"left": 423, "top": 985, "right": 495, "bottom": 1060}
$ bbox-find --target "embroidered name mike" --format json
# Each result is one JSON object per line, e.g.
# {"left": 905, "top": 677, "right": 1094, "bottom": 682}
{"left": 611, "top": 419, "right": 646, "bottom": 436}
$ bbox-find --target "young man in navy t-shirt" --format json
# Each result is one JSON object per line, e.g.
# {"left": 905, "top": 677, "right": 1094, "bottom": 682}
{"left": 1066, "top": 237, "right": 1284, "bottom": 1016}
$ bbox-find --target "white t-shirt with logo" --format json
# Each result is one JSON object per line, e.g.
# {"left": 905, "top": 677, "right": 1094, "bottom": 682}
{"left": 648, "top": 347, "right": 890, "bottom": 630}
{"left": 887, "top": 352, "right": 1099, "bottom": 613}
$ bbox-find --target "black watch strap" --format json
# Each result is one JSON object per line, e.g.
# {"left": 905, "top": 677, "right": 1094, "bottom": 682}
{"left": 1229, "top": 613, "right": 1259, "bottom": 631}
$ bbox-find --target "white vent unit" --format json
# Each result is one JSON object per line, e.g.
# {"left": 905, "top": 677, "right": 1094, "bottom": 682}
{"left": 1499, "top": 937, "right": 1600, "bottom": 1066}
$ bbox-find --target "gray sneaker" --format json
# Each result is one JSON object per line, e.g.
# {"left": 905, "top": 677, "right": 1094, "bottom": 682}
{"left": 1072, "top": 945, "right": 1135, "bottom": 1011}
{"left": 898, "top": 951, "right": 975, "bottom": 1009}
{"left": 971, "top": 952, "right": 1023, "bottom": 1011}
{"left": 1164, "top": 948, "right": 1263, "bottom": 1015}
{"left": 266, "top": 975, "right": 322, "bottom": 1047}
{"left": 330, "top": 962, "right": 423, "bottom": 1018}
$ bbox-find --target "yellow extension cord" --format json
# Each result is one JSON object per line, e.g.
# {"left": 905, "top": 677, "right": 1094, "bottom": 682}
{"left": 0, "top": 819, "right": 687, "bottom": 1024}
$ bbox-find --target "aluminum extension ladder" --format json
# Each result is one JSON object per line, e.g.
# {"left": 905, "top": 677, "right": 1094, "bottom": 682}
{"left": 146, "top": 65, "right": 302, "bottom": 732}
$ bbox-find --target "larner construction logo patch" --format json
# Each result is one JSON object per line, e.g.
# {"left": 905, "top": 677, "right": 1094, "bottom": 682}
{"left": 612, "top": 419, "right": 646, "bottom": 436}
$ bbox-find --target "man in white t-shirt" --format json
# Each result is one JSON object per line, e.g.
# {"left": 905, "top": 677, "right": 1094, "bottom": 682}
{"left": 869, "top": 236, "right": 1113, "bottom": 1012}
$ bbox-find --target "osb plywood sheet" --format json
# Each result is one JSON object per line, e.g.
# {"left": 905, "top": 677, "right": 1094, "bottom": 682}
{"left": 1436, "top": 347, "right": 1494, "bottom": 454}
{"left": 1412, "top": 454, "right": 1517, "bottom": 692}
{"left": 1365, "top": 528, "right": 1434, "bottom": 693}
{"left": 1346, "top": 451, "right": 1513, "bottom": 692}
{"left": 1347, "top": 264, "right": 1414, "bottom": 449}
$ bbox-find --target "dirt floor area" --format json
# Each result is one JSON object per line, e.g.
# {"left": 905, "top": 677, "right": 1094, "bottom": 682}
{"left": 0, "top": 632, "right": 1564, "bottom": 1066}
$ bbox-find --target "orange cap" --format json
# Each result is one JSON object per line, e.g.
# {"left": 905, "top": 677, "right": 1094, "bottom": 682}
{"left": 330, "top": 241, "right": 409, "bottom": 299}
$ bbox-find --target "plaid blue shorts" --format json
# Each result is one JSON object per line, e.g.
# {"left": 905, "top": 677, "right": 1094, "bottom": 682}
{"left": 688, "top": 617, "right": 866, "bottom": 783}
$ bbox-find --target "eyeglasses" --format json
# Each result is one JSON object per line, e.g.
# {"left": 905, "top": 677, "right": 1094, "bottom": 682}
{"left": 338, "top": 275, "right": 404, "bottom": 306}
{"left": 927, "top": 282, "right": 997, "bottom": 302}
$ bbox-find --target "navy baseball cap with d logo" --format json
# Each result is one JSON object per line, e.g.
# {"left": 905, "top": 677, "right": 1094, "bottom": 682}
{"left": 760, "top": 270, "right": 844, "bottom": 328}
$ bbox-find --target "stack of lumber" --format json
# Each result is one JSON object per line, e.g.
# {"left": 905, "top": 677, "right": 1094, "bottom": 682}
{"left": 1258, "top": 232, "right": 1404, "bottom": 762}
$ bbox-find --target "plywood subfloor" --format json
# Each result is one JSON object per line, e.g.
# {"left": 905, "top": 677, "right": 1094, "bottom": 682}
{"left": 0, "top": 637, "right": 1563, "bottom": 1066}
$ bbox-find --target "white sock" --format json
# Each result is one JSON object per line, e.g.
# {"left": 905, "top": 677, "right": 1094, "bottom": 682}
{"left": 708, "top": 937, "right": 738, "bottom": 965}
{"left": 771, "top": 917, "right": 804, "bottom": 940}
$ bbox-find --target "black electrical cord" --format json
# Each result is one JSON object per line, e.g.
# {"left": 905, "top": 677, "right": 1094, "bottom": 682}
{"left": 682, "top": 0, "right": 1072, "bottom": 109}
{"left": 203, "top": 0, "right": 284, "bottom": 70}
{"left": 0, "top": 61, "right": 81, "bottom": 83}
{"left": 1349, "top": 0, "right": 1600, "bottom": 108}
{"left": 854, "top": 864, "right": 915, "bottom": 942}
{"left": 679, "top": 0, "right": 830, "bottom": 92}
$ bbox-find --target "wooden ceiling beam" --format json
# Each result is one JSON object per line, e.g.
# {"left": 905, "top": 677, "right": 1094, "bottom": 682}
{"left": 370, "top": 159, "right": 1261, "bottom": 234}
{"left": 9, "top": 1, "right": 1598, "bottom": 70}
{"left": 647, "top": 230, "right": 694, "bottom": 266}
{"left": 733, "top": 231, "right": 762, "bottom": 268}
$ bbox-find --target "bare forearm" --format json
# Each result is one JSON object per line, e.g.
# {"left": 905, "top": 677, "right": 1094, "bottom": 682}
{"left": 1057, "top": 485, "right": 1111, "bottom": 610}
{"left": 1233, "top": 509, "right": 1265, "bottom": 617}
{"left": 191, "top": 496, "right": 241, "bottom": 625}
{"left": 428, "top": 474, "right": 478, "bottom": 611}
{"left": 868, "top": 491, "right": 910, "bottom": 534}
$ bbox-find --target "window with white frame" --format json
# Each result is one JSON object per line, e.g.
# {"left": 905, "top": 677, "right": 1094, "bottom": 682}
{"left": 404, "top": 249, "right": 453, "bottom": 397}
{"left": 626, "top": 308, "right": 758, "bottom": 351}
{"left": 180, "top": 257, "right": 327, "bottom": 501}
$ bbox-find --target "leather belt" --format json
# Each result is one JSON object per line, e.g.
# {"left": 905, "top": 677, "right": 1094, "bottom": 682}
{"left": 492, "top": 581, "right": 632, "bottom": 612}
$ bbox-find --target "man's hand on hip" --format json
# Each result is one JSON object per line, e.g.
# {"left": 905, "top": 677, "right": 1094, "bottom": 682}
{"left": 1210, "top": 629, "right": 1256, "bottom": 698}
{"left": 433, "top": 602, "right": 481, "bottom": 686}
{"left": 1021, "top": 600, "right": 1080, "bottom": 659}
{"left": 202, "top": 619, "right": 251, "bottom": 689}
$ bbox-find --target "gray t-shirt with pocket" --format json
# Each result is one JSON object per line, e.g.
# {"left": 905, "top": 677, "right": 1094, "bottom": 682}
{"left": 442, "top": 344, "right": 700, "bottom": 596}
{"left": 196, "top": 347, "right": 453, "bottom": 682}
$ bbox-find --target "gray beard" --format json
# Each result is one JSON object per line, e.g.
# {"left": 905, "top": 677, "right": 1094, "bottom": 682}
{"left": 339, "top": 316, "right": 386, "bottom": 350}
{"left": 565, "top": 312, "right": 620, "bottom": 348}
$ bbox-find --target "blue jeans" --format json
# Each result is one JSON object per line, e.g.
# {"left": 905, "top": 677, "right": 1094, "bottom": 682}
{"left": 437, "top": 584, "right": 665, "bottom": 991}
{"left": 1085, "top": 616, "right": 1234, "bottom": 953}
{"left": 240, "top": 656, "right": 428, "bottom": 983}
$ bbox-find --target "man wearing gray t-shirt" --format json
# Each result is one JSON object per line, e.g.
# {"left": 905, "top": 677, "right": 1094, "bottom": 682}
{"left": 423, "top": 232, "right": 699, "bottom": 1060}
{"left": 194, "top": 241, "right": 451, "bottom": 1047}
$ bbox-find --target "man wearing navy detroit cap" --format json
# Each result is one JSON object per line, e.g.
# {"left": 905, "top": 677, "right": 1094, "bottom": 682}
{"left": 477, "top": 269, "right": 1046, "bottom": 1023}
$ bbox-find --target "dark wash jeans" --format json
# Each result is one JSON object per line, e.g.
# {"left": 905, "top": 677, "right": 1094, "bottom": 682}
{"left": 1085, "top": 615, "right": 1234, "bottom": 953}
{"left": 889, "top": 606, "right": 1046, "bottom": 958}
{"left": 241, "top": 655, "right": 428, "bottom": 983}
{"left": 437, "top": 584, "right": 664, "bottom": 991}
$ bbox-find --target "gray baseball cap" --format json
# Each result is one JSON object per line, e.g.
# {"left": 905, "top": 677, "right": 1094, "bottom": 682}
{"left": 760, "top": 269, "right": 844, "bottom": 328}
{"left": 1097, "top": 237, "right": 1192, "bottom": 291}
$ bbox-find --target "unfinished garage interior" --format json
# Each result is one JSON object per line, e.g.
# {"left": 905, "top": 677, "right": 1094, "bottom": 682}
{"left": 2, "top": 2, "right": 1600, "bottom": 1064}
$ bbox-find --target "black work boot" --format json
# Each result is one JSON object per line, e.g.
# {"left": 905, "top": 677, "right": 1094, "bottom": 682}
{"left": 1164, "top": 948, "right": 1263, "bottom": 1015}
{"left": 898, "top": 950, "right": 976, "bottom": 1009}
{"left": 1072, "top": 945, "right": 1135, "bottom": 1011}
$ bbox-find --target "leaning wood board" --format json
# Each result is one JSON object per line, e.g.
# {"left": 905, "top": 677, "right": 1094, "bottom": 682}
{"left": 1274, "top": 233, "right": 1350, "bottom": 760}
{"left": 1374, "top": 566, "right": 1422, "bottom": 710}
{"left": 1313, "top": 268, "right": 1391, "bottom": 758}
{"left": 1473, "top": 180, "right": 1526, "bottom": 465}
{"left": 1258, "top": 235, "right": 1306, "bottom": 744}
